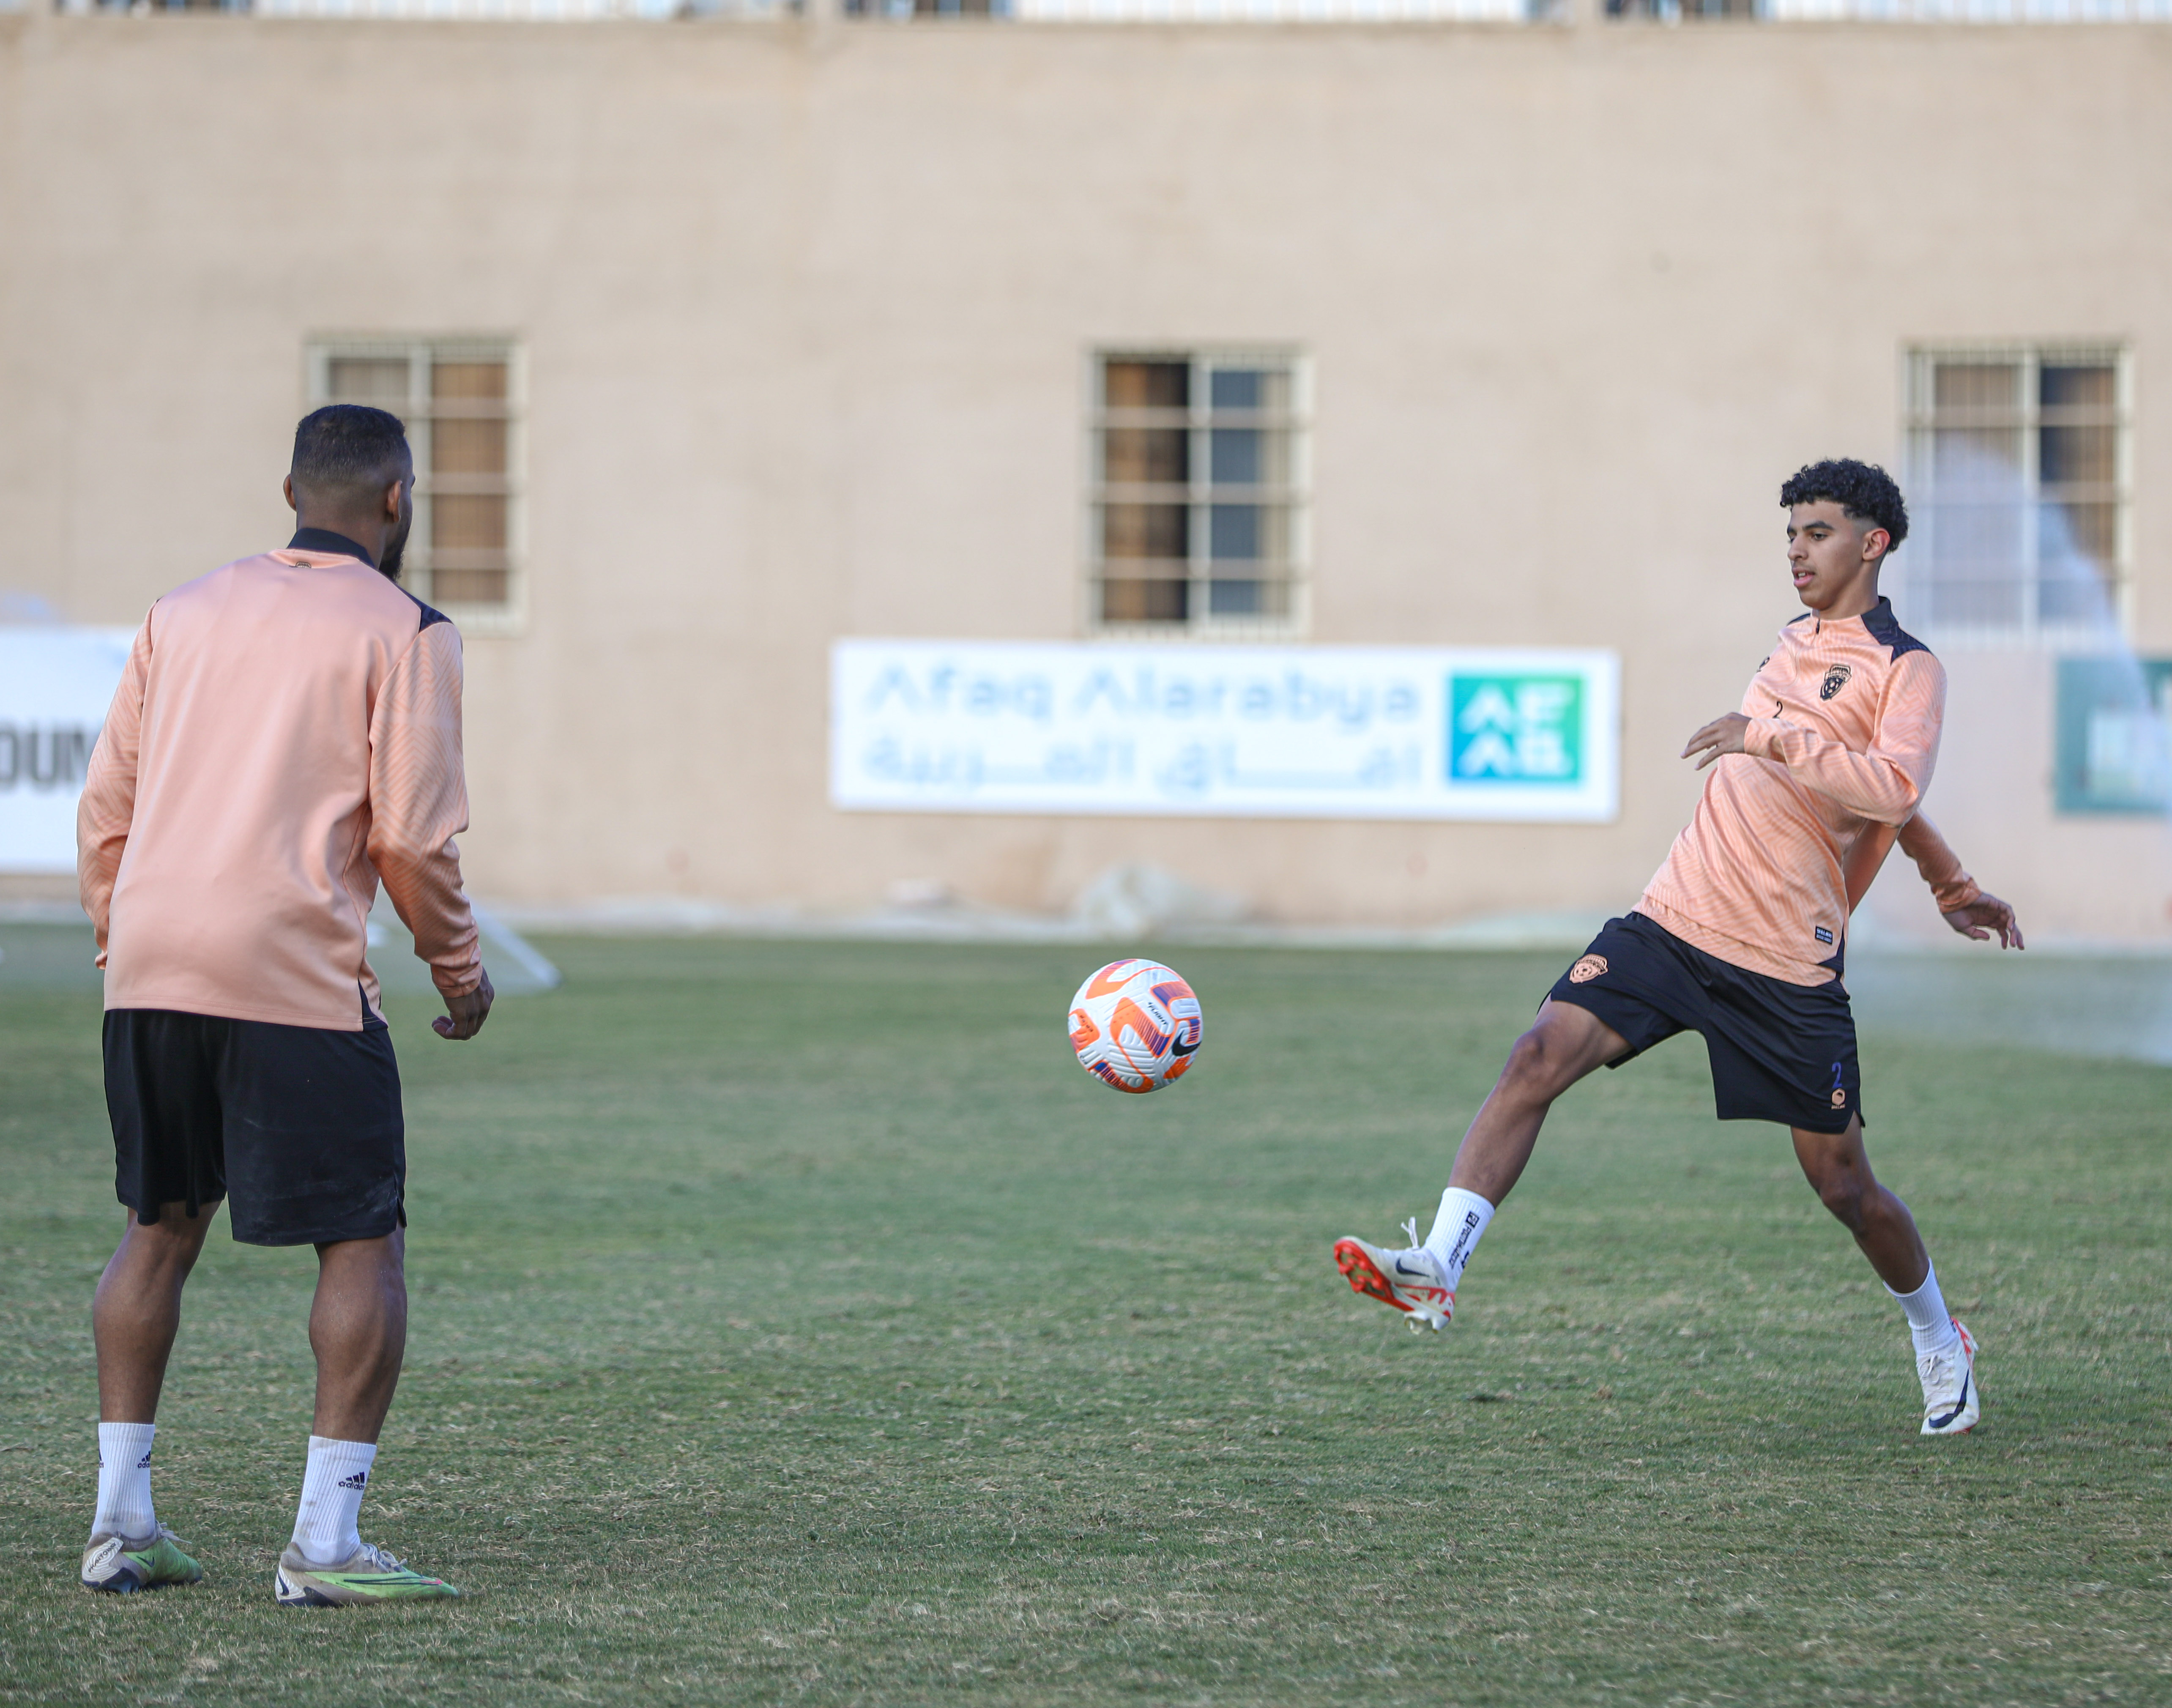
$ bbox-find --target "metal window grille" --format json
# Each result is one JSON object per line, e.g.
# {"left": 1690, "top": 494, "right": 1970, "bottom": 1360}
{"left": 842, "top": 0, "right": 1011, "bottom": 14}
{"left": 1606, "top": 0, "right": 1759, "bottom": 17}
{"left": 1088, "top": 350, "right": 1308, "bottom": 636}
{"left": 306, "top": 338, "right": 524, "bottom": 632}
{"left": 1899, "top": 345, "right": 2131, "bottom": 645}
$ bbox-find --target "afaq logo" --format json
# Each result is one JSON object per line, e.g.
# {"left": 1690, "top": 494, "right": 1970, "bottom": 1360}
{"left": 1449, "top": 675, "right": 1583, "bottom": 783}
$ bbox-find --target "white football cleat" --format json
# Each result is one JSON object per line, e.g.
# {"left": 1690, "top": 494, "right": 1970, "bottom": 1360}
{"left": 1334, "top": 1218, "right": 1455, "bottom": 1333}
{"left": 1918, "top": 1319, "right": 1981, "bottom": 1436}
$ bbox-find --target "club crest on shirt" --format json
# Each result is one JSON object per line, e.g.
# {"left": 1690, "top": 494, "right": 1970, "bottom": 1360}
{"left": 1819, "top": 664, "right": 1853, "bottom": 701}
{"left": 1569, "top": 954, "right": 1608, "bottom": 984}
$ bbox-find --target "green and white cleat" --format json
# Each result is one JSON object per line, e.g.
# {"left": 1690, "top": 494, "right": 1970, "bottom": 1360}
{"left": 275, "top": 1541, "right": 460, "bottom": 1607}
{"left": 1919, "top": 1319, "right": 1982, "bottom": 1437}
{"left": 82, "top": 1526, "right": 204, "bottom": 1593}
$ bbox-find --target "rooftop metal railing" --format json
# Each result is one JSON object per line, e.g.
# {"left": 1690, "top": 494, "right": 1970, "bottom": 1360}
{"left": 35, "top": 0, "right": 2172, "bottom": 22}
{"left": 1763, "top": 0, "right": 2169, "bottom": 16}
{"left": 1008, "top": 0, "right": 1525, "bottom": 17}
{"left": 43, "top": 0, "right": 791, "bottom": 16}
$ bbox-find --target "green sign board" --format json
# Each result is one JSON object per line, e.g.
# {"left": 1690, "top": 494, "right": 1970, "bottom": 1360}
{"left": 2054, "top": 657, "right": 2172, "bottom": 815}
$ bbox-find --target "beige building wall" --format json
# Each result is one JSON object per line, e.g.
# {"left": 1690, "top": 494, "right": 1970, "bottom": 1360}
{"left": 2, "top": 11, "right": 2168, "bottom": 939}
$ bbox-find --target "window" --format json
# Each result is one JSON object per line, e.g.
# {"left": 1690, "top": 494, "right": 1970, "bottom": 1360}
{"left": 1606, "top": 0, "right": 1757, "bottom": 17}
{"left": 1089, "top": 351, "right": 1307, "bottom": 635}
{"left": 843, "top": 0, "right": 1010, "bottom": 14}
{"left": 307, "top": 338, "right": 523, "bottom": 630}
{"left": 1901, "top": 346, "right": 2130, "bottom": 642}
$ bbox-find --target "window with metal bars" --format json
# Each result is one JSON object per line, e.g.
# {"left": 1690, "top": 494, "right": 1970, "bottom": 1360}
{"left": 307, "top": 339, "right": 522, "bottom": 629}
{"left": 841, "top": 0, "right": 1010, "bottom": 14}
{"left": 1089, "top": 351, "right": 1307, "bottom": 634}
{"left": 1901, "top": 346, "right": 2129, "bottom": 643}
{"left": 1605, "top": 0, "right": 1757, "bottom": 17}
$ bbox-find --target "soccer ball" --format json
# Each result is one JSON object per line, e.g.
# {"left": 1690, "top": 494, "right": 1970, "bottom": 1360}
{"left": 1067, "top": 959, "right": 1203, "bottom": 1093}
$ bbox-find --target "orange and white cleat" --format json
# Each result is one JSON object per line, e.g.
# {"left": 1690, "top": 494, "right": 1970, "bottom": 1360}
{"left": 1918, "top": 1318, "right": 1981, "bottom": 1436}
{"left": 1334, "top": 1218, "right": 1455, "bottom": 1333}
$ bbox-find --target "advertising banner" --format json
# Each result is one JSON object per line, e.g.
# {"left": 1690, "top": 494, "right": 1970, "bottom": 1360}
{"left": 2054, "top": 657, "right": 2172, "bottom": 814}
{"left": 0, "top": 628, "right": 135, "bottom": 873}
{"left": 832, "top": 639, "right": 1619, "bottom": 822}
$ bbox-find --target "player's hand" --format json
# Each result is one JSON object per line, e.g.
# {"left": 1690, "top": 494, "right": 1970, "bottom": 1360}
{"left": 433, "top": 965, "right": 495, "bottom": 1040}
{"left": 1942, "top": 893, "right": 2024, "bottom": 950}
{"left": 1682, "top": 712, "right": 1753, "bottom": 771}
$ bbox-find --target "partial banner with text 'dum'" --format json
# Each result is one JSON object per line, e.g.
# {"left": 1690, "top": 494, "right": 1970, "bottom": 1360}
{"left": 831, "top": 640, "right": 1619, "bottom": 822}
{"left": 0, "top": 627, "right": 135, "bottom": 873}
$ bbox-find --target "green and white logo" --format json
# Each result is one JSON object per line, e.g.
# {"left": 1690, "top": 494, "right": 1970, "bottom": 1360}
{"left": 1449, "top": 674, "right": 1583, "bottom": 783}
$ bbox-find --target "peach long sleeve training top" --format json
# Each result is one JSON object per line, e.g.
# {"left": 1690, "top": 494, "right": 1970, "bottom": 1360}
{"left": 1637, "top": 597, "right": 1981, "bottom": 986}
{"left": 77, "top": 536, "right": 482, "bottom": 1030}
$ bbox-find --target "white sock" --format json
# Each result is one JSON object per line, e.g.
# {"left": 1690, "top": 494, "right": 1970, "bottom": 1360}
{"left": 1422, "top": 1187, "right": 1496, "bottom": 1292}
{"left": 93, "top": 1421, "right": 158, "bottom": 1541}
{"left": 1888, "top": 1263, "right": 1961, "bottom": 1359}
{"left": 291, "top": 1437, "right": 377, "bottom": 1566}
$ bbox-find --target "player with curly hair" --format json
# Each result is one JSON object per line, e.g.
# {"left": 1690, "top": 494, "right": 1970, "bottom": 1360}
{"left": 1334, "top": 458, "right": 2022, "bottom": 1436}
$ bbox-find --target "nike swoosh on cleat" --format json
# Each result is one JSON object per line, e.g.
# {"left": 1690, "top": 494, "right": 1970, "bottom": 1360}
{"left": 1392, "top": 1259, "right": 1431, "bottom": 1278}
{"left": 1928, "top": 1374, "right": 1972, "bottom": 1431}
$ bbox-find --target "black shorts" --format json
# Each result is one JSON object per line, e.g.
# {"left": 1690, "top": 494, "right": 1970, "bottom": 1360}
{"left": 103, "top": 1005, "right": 407, "bottom": 1247}
{"left": 1544, "top": 912, "right": 1862, "bottom": 1134}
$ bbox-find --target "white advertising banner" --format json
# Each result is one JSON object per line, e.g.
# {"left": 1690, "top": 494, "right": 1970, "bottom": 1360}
{"left": 0, "top": 627, "right": 136, "bottom": 873}
{"left": 831, "top": 639, "right": 1619, "bottom": 822}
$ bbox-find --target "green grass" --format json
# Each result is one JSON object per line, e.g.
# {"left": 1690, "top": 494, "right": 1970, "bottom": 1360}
{"left": 3, "top": 935, "right": 2169, "bottom": 1706}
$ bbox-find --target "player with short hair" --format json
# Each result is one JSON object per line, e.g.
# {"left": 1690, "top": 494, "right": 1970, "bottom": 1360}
{"left": 76, "top": 405, "right": 494, "bottom": 1601}
{"left": 1335, "top": 459, "right": 2021, "bottom": 1436}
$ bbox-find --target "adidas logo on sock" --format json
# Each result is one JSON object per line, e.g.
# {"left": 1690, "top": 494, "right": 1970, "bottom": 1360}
{"left": 336, "top": 1471, "right": 369, "bottom": 1492}
{"left": 137, "top": 1451, "right": 154, "bottom": 1468}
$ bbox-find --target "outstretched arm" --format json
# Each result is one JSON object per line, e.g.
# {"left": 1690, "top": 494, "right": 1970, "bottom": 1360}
{"left": 1899, "top": 813, "right": 2023, "bottom": 949}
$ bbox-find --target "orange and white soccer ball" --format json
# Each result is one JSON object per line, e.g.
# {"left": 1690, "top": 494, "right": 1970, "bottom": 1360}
{"left": 1067, "top": 959, "right": 1203, "bottom": 1093}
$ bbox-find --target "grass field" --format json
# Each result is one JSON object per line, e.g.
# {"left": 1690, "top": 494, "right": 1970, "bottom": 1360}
{"left": 3, "top": 933, "right": 2169, "bottom": 1706}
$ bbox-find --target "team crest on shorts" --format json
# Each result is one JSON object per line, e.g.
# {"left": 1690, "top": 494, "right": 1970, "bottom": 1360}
{"left": 1819, "top": 664, "right": 1853, "bottom": 701}
{"left": 1830, "top": 1088, "right": 1847, "bottom": 1108}
{"left": 1569, "top": 954, "right": 1608, "bottom": 984}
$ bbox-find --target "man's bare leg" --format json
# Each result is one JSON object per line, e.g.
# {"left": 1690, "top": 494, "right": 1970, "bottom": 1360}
{"left": 1789, "top": 1117, "right": 1929, "bottom": 1292}
{"left": 1445, "top": 998, "right": 1633, "bottom": 1203}
{"left": 1335, "top": 999, "right": 1629, "bottom": 1325}
{"left": 1793, "top": 1117, "right": 1978, "bottom": 1433}
{"left": 85, "top": 1202, "right": 217, "bottom": 1579}
{"left": 308, "top": 1231, "right": 407, "bottom": 1444}
{"left": 94, "top": 1202, "right": 219, "bottom": 1424}
{"left": 282, "top": 1230, "right": 416, "bottom": 1584}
